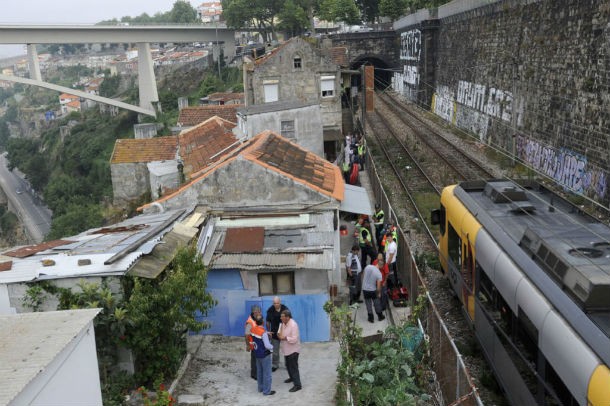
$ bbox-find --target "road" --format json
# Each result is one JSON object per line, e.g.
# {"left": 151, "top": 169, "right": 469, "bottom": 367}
{"left": 0, "top": 153, "right": 52, "bottom": 243}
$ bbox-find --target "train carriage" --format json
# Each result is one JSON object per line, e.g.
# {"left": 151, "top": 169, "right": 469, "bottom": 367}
{"left": 432, "top": 179, "right": 610, "bottom": 406}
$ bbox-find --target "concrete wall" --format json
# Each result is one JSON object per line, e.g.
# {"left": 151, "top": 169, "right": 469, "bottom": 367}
{"left": 5, "top": 276, "right": 123, "bottom": 314}
{"left": 158, "top": 157, "right": 338, "bottom": 211}
{"left": 111, "top": 162, "right": 150, "bottom": 205}
{"left": 243, "top": 105, "right": 324, "bottom": 157}
{"left": 245, "top": 37, "right": 342, "bottom": 137}
{"left": 196, "top": 269, "right": 331, "bottom": 342}
{"left": 395, "top": 0, "right": 610, "bottom": 205}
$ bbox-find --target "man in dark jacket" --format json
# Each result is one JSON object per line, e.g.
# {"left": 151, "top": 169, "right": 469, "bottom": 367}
{"left": 266, "top": 297, "right": 288, "bottom": 371}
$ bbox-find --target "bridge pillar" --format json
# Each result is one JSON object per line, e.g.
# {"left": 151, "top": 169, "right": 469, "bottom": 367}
{"left": 27, "top": 44, "right": 42, "bottom": 81}
{"left": 137, "top": 42, "right": 159, "bottom": 113}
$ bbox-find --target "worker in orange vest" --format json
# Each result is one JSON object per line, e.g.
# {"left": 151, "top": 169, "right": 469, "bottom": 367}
{"left": 245, "top": 305, "right": 262, "bottom": 380}
{"left": 251, "top": 316, "right": 275, "bottom": 396}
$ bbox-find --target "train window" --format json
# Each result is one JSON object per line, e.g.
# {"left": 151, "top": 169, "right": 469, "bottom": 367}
{"left": 447, "top": 223, "right": 461, "bottom": 268}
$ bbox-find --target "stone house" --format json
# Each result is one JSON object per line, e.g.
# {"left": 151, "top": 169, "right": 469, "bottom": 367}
{"left": 110, "top": 117, "right": 238, "bottom": 205}
{"left": 139, "top": 131, "right": 347, "bottom": 341}
{"left": 243, "top": 36, "right": 343, "bottom": 161}
{"left": 234, "top": 100, "right": 324, "bottom": 156}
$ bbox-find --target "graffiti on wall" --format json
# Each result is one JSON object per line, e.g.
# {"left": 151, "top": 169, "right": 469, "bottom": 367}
{"left": 392, "top": 72, "right": 419, "bottom": 101}
{"left": 432, "top": 85, "right": 454, "bottom": 123}
{"left": 457, "top": 80, "right": 523, "bottom": 126}
{"left": 455, "top": 108, "right": 489, "bottom": 141}
{"left": 432, "top": 80, "right": 526, "bottom": 140}
{"left": 516, "top": 135, "right": 608, "bottom": 200}
{"left": 393, "top": 29, "right": 422, "bottom": 101}
{"left": 400, "top": 30, "right": 421, "bottom": 61}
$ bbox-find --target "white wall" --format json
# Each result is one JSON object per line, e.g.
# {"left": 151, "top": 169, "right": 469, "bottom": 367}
{"left": 11, "top": 320, "right": 103, "bottom": 405}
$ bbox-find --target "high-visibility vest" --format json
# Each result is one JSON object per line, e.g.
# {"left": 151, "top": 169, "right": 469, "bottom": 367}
{"left": 246, "top": 316, "right": 256, "bottom": 349}
{"left": 251, "top": 325, "right": 269, "bottom": 358}
{"left": 358, "top": 144, "right": 365, "bottom": 156}
{"left": 374, "top": 208, "right": 384, "bottom": 224}
{"left": 359, "top": 227, "right": 371, "bottom": 246}
{"left": 342, "top": 161, "right": 350, "bottom": 172}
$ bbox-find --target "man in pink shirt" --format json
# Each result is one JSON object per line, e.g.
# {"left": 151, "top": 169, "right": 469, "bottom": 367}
{"left": 277, "top": 309, "right": 302, "bottom": 392}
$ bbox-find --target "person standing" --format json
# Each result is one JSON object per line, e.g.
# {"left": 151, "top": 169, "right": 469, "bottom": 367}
{"left": 266, "top": 297, "right": 288, "bottom": 372}
{"left": 345, "top": 245, "right": 362, "bottom": 304}
{"left": 372, "top": 253, "right": 390, "bottom": 311}
{"left": 245, "top": 305, "right": 262, "bottom": 380}
{"left": 359, "top": 219, "right": 377, "bottom": 266}
{"left": 277, "top": 309, "right": 302, "bottom": 392}
{"left": 251, "top": 316, "right": 276, "bottom": 396}
{"left": 362, "top": 260, "right": 385, "bottom": 323}
{"left": 385, "top": 232, "right": 398, "bottom": 289}
{"left": 373, "top": 204, "right": 385, "bottom": 248}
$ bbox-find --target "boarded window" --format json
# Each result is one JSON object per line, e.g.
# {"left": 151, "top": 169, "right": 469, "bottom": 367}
{"left": 258, "top": 272, "right": 295, "bottom": 296}
{"left": 280, "top": 120, "right": 295, "bottom": 140}
{"left": 321, "top": 76, "right": 335, "bottom": 97}
{"left": 263, "top": 82, "right": 279, "bottom": 102}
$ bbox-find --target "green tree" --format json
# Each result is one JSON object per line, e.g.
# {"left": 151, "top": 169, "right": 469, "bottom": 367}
{"left": 0, "top": 120, "right": 10, "bottom": 148}
{"left": 47, "top": 203, "right": 103, "bottom": 240}
{"left": 319, "top": 0, "right": 360, "bottom": 25}
{"left": 223, "top": 0, "right": 284, "bottom": 42}
{"left": 125, "top": 245, "right": 216, "bottom": 384}
{"left": 278, "top": 0, "right": 310, "bottom": 37}
{"left": 379, "top": 0, "right": 408, "bottom": 21}
{"left": 169, "top": 0, "right": 199, "bottom": 23}
{"left": 356, "top": 0, "right": 379, "bottom": 23}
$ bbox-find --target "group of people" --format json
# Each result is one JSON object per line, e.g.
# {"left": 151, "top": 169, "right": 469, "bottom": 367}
{"left": 341, "top": 133, "right": 366, "bottom": 185}
{"left": 245, "top": 297, "right": 302, "bottom": 396}
{"left": 346, "top": 204, "right": 399, "bottom": 323}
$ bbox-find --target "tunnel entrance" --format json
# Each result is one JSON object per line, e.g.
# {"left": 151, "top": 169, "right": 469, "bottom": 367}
{"left": 350, "top": 57, "right": 393, "bottom": 91}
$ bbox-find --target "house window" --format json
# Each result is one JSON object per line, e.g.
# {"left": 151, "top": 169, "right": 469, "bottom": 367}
{"left": 263, "top": 81, "right": 279, "bottom": 103}
{"left": 280, "top": 120, "right": 295, "bottom": 140}
{"left": 258, "top": 272, "right": 295, "bottom": 296}
{"left": 293, "top": 56, "right": 302, "bottom": 69}
{"left": 321, "top": 76, "right": 335, "bottom": 97}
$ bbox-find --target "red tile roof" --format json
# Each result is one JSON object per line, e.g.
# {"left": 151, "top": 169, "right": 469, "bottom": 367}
{"left": 110, "top": 136, "right": 178, "bottom": 164}
{"left": 179, "top": 117, "right": 238, "bottom": 177}
{"left": 139, "top": 130, "right": 344, "bottom": 211}
{"left": 206, "top": 92, "right": 244, "bottom": 102}
{"left": 177, "top": 104, "right": 241, "bottom": 127}
{"left": 242, "top": 131, "right": 343, "bottom": 201}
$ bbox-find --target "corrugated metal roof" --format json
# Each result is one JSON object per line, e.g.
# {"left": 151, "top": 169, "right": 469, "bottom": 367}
{"left": 0, "top": 308, "right": 101, "bottom": 405}
{"left": 0, "top": 209, "right": 188, "bottom": 284}
{"left": 210, "top": 250, "right": 332, "bottom": 270}
{"left": 215, "top": 214, "right": 310, "bottom": 228}
{"left": 223, "top": 227, "right": 264, "bottom": 253}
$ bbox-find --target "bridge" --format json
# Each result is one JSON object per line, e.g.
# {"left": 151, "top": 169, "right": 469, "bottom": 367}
{"left": 0, "top": 25, "right": 237, "bottom": 116}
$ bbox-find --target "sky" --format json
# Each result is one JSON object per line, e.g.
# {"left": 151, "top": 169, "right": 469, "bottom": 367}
{"left": 0, "top": 0, "right": 200, "bottom": 57}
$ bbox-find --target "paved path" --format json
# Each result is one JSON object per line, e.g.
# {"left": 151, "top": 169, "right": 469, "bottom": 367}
{"left": 175, "top": 336, "right": 339, "bottom": 405}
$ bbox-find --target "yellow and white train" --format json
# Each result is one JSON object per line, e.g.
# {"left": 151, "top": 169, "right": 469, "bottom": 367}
{"left": 432, "top": 179, "right": 610, "bottom": 405}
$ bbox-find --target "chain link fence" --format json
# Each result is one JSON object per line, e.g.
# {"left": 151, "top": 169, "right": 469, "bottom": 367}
{"left": 364, "top": 150, "right": 482, "bottom": 406}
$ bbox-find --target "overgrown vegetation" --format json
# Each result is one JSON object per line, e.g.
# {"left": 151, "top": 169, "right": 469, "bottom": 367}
{"left": 22, "top": 245, "right": 216, "bottom": 405}
{"left": 3, "top": 65, "right": 242, "bottom": 240}
{"left": 324, "top": 300, "right": 432, "bottom": 405}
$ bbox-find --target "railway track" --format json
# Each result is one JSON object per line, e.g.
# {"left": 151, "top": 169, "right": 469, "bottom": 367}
{"left": 377, "top": 91, "right": 494, "bottom": 183}
{"left": 365, "top": 91, "right": 508, "bottom": 405}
